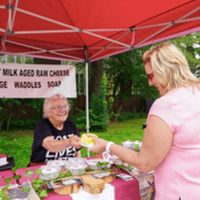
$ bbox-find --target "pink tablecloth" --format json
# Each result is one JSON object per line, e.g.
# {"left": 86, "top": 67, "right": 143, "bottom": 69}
{"left": 15, "top": 165, "right": 70, "bottom": 200}
{"left": 0, "top": 154, "right": 8, "bottom": 158}
{"left": 15, "top": 156, "right": 141, "bottom": 200}
{"left": 0, "top": 154, "right": 16, "bottom": 186}
{"left": 0, "top": 170, "right": 16, "bottom": 186}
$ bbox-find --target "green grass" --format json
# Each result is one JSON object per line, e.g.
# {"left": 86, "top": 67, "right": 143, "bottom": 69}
{"left": 0, "top": 118, "right": 146, "bottom": 172}
{"left": 0, "top": 134, "right": 33, "bottom": 172}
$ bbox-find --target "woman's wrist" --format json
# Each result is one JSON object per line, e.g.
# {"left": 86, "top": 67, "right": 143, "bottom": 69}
{"left": 106, "top": 141, "right": 114, "bottom": 153}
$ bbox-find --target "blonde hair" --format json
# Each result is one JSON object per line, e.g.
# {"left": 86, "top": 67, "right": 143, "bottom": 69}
{"left": 143, "top": 43, "right": 200, "bottom": 94}
{"left": 43, "top": 93, "right": 69, "bottom": 118}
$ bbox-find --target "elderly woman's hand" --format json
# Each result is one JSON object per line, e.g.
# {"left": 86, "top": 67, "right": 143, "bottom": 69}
{"left": 88, "top": 137, "right": 108, "bottom": 154}
{"left": 69, "top": 135, "right": 82, "bottom": 149}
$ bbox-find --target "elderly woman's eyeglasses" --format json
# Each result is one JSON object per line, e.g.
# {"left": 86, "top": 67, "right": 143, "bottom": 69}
{"left": 52, "top": 105, "right": 69, "bottom": 110}
{"left": 146, "top": 72, "right": 154, "bottom": 81}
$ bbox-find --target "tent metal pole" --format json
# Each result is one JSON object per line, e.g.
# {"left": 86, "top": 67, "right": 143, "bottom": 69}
{"left": 10, "top": 0, "right": 19, "bottom": 31}
{"left": 85, "top": 62, "right": 90, "bottom": 157}
{"left": 85, "top": 62, "right": 89, "bottom": 134}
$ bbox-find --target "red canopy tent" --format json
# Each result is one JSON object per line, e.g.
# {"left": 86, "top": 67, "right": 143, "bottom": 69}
{"left": 0, "top": 0, "right": 200, "bottom": 133}
{"left": 0, "top": 0, "right": 199, "bottom": 62}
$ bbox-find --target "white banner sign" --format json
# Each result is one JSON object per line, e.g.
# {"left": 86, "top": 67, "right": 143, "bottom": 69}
{"left": 0, "top": 63, "right": 77, "bottom": 98}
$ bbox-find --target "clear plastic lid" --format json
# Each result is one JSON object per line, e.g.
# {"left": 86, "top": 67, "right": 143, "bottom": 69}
{"left": 68, "top": 163, "right": 87, "bottom": 170}
{"left": 68, "top": 157, "right": 87, "bottom": 164}
{"left": 47, "top": 160, "right": 67, "bottom": 167}
{"left": 40, "top": 166, "right": 60, "bottom": 175}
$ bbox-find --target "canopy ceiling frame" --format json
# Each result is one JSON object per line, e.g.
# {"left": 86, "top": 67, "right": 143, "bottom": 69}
{"left": 0, "top": 1, "right": 200, "bottom": 153}
{"left": 1, "top": 1, "right": 200, "bottom": 62}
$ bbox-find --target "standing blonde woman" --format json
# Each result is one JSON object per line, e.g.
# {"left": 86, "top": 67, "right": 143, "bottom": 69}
{"left": 30, "top": 93, "right": 82, "bottom": 166}
{"left": 88, "top": 43, "right": 200, "bottom": 199}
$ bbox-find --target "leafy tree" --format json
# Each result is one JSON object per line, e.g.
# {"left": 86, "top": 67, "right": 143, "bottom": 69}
{"left": 103, "top": 32, "right": 200, "bottom": 120}
{"left": 0, "top": 98, "right": 44, "bottom": 132}
{"left": 194, "top": 64, "right": 200, "bottom": 79}
{"left": 69, "top": 73, "right": 111, "bottom": 132}
{"left": 65, "top": 60, "right": 104, "bottom": 100}
{"left": 161, "top": 32, "right": 200, "bottom": 70}
{"left": 89, "top": 73, "right": 110, "bottom": 131}
{"left": 104, "top": 47, "right": 159, "bottom": 120}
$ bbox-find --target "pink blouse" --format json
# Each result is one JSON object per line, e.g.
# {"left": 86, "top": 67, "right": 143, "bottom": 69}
{"left": 147, "top": 87, "right": 200, "bottom": 199}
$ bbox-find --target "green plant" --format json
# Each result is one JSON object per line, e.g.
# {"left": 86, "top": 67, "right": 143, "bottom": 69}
{"left": 0, "top": 169, "right": 73, "bottom": 200}
{"left": 134, "top": 144, "right": 140, "bottom": 151}
{"left": 117, "top": 110, "right": 147, "bottom": 121}
{"left": 0, "top": 170, "right": 47, "bottom": 199}
{"left": 0, "top": 98, "right": 44, "bottom": 132}
{"left": 25, "top": 169, "right": 73, "bottom": 199}
{"left": 69, "top": 74, "right": 110, "bottom": 132}
{"left": 109, "top": 112, "right": 120, "bottom": 122}
{"left": 195, "top": 64, "right": 200, "bottom": 79}
{"left": 25, "top": 169, "right": 50, "bottom": 199}
{"left": 33, "top": 170, "right": 71, "bottom": 197}
{"left": 117, "top": 164, "right": 133, "bottom": 171}
{"left": 89, "top": 74, "right": 110, "bottom": 131}
{"left": 0, "top": 175, "right": 23, "bottom": 200}
{"left": 1, "top": 118, "right": 39, "bottom": 131}
{"left": 96, "top": 161, "right": 109, "bottom": 169}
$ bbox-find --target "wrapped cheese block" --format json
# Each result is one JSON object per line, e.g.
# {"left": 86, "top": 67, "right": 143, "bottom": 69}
{"left": 98, "top": 171, "right": 118, "bottom": 183}
{"left": 89, "top": 171, "right": 118, "bottom": 183}
{"left": 81, "top": 175, "right": 105, "bottom": 194}
{"left": 53, "top": 177, "right": 82, "bottom": 195}
{"left": 53, "top": 183, "right": 81, "bottom": 195}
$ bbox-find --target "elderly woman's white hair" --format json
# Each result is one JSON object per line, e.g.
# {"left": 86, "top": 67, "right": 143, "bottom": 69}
{"left": 43, "top": 93, "right": 69, "bottom": 118}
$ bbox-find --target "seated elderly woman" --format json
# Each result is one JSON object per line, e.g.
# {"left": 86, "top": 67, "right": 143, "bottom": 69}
{"left": 29, "top": 93, "right": 82, "bottom": 166}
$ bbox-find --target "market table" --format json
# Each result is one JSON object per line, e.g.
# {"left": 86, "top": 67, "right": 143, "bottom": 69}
{"left": 15, "top": 155, "right": 141, "bottom": 200}
{"left": 0, "top": 154, "right": 17, "bottom": 186}
{"left": 15, "top": 166, "right": 140, "bottom": 200}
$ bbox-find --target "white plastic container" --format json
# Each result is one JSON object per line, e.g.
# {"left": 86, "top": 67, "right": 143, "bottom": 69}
{"left": 121, "top": 140, "right": 135, "bottom": 150}
{"left": 68, "top": 157, "right": 87, "bottom": 164}
{"left": 86, "top": 159, "right": 111, "bottom": 170}
{"left": 47, "top": 160, "right": 68, "bottom": 171}
{"left": 67, "top": 163, "right": 87, "bottom": 175}
{"left": 39, "top": 166, "right": 60, "bottom": 180}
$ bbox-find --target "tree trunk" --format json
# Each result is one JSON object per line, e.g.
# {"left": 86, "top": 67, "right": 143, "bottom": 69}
{"left": 111, "top": 76, "right": 133, "bottom": 119}
{"left": 6, "top": 112, "right": 13, "bottom": 131}
{"left": 119, "top": 78, "right": 133, "bottom": 99}
{"left": 90, "top": 60, "right": 103, "bottom": 97}
{"left": 6, "top": 103, "right": 16, "bottom": 132}
{"left": 0, "top": 119, "right": 4, "bottom": 132}
{"left": 110, "top": 102, "right": 124, "bottom": 122}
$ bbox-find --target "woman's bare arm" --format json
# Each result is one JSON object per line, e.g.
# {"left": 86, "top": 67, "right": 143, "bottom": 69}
{"left": 91, "top": 115, "right": 173, "bottom": 173}
{"left": 42, "top": 135, "right": 82, "bottom": 153}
